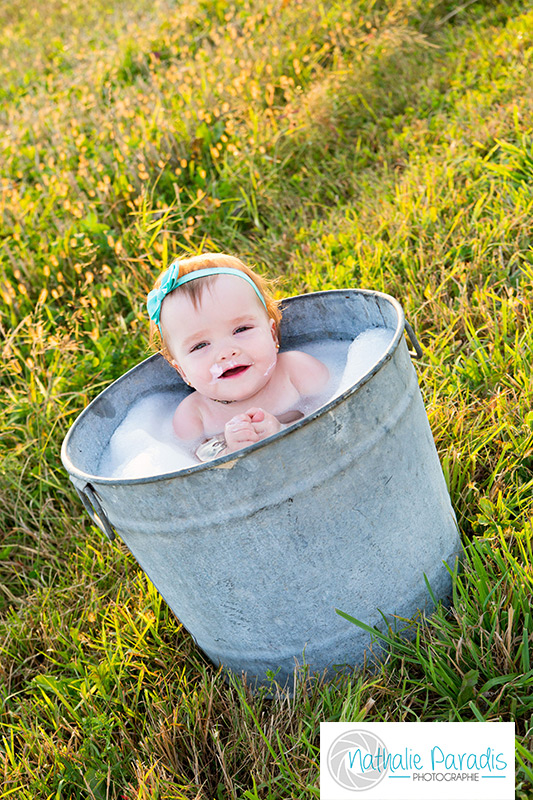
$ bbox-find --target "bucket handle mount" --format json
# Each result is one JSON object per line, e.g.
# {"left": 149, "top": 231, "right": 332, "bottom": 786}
{"left": 75, "top": 483, "right": 116, "bottom": 542}
{"left": 405, "top": 320, "right": 423, "bottom": 359}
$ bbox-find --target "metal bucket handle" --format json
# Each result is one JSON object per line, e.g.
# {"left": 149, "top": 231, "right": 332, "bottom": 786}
{"left": 405, "top": 320, "right": 423, "bottom": 359}
{"left": 75, "top": 482, "right": 116, "bottom": 541}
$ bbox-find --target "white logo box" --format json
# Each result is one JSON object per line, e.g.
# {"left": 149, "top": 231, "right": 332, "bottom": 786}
{"left": 320, "top": 721, "right": 515, "bottom": 800}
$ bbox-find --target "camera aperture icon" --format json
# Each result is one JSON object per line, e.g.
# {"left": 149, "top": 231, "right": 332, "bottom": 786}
{"left": 327, "top": 728, "right": 389, "bottom": 791}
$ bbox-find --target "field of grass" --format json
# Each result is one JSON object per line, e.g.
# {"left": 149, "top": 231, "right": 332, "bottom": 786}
{"left": 1, "top": 0, "right": 533, "bottom": 797}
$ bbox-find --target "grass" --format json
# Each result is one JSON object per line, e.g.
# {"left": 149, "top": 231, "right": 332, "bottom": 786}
{"left": 1, "top": 0, "right": 533, "bottom": 796}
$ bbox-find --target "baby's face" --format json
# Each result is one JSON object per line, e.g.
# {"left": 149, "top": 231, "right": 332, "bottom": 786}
{"left": 160, "top": 274, "right": 278, "bottom": 403}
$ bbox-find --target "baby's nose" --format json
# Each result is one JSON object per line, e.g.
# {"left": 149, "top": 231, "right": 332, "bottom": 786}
{"left": 219, "top": 340, "right": 240, "bottom": 359}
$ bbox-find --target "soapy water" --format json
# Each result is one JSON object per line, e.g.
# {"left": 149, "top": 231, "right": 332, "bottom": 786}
{"left": 99, "top": 327, "right": 394, "bottom": 479}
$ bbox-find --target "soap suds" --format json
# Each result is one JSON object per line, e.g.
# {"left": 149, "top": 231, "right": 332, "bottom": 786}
{"left": 210, "top": 360, "right": 238, "bottom": 381}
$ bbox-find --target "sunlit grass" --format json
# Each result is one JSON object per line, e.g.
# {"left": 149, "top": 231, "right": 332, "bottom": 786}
{"left": 1, "top": 0, "right": 533, "bottom": 796}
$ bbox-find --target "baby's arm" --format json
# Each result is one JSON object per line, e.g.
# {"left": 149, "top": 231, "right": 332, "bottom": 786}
{"left": 172, "top": 393, "right": 205, "bottom": 440}
{"left": 281, "top": 350, "right": 329, "bottom": 396}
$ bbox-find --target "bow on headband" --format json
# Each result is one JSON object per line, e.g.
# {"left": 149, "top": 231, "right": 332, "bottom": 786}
{"left": 146, "top": 262, "right": 267, "bottom": 333}
{"left": 146, "top": 260, "right": 182, "bottom": 332}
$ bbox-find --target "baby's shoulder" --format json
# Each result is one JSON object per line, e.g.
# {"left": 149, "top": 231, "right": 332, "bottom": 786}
{"left": 278, "top": 350, "right": 329, "bottom": 395}
{"left": 173, "top": 392, "right": 205, "bottom": 440}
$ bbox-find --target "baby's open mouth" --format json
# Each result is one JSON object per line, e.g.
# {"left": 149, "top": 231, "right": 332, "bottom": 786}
{"left": 221, "top": 365, "right": 250, "bottom": 379}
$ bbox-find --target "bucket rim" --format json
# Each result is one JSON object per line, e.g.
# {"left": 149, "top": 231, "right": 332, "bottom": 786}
{"left": 61, "top": 287, "right": 406, "bottom": 485}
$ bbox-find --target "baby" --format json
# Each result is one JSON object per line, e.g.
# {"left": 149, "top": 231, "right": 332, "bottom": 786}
{"left": 147, "top": 253, "right": 329, "bottom": 459}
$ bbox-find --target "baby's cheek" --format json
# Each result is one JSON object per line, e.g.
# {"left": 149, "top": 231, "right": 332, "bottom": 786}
{"left": 263, "top": 357, "right": 277, "bottom": 378}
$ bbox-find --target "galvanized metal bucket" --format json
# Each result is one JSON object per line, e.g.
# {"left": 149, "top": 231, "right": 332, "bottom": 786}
{"left": 61, "top": 289, "right": 461, "bottom": 687}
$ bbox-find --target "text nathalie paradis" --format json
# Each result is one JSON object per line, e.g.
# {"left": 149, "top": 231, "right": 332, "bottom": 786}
{"left": 347, "top": 744, "right": 507, "bottom": 778}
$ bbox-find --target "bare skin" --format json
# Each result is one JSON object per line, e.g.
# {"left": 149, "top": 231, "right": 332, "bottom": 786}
{"left": 159, "top": 275, "right": 329, "bottom": 455}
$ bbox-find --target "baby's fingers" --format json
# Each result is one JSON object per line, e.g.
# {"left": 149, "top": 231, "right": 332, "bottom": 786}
{"left": 227, "top": 413, "right": 252, "bottom": 426}
{"left": 245, "top": 407, "right": 265, "bottom": 423}
{"left": 224, "top": 424, "right": 260, "bottom": 453}
{"left": 225, "top": 419, "right": 253, "bottom": 436}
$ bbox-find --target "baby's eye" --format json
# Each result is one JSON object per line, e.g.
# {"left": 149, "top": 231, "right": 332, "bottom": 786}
{"left": 234, "top": 325, "right": 252, "bottom": 334}
{"left": 190, "top": 341, "right": 208, "bottom": 352}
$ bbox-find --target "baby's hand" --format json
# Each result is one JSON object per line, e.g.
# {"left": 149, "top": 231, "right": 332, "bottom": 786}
{"left": 224, "top": 407, "right": 281, "bottom": 453}
{"left": 224, "top": 413, "right": 261, "bottom": 453}
{"left": 245, "top": 407, "right": 282, "bottom": 439}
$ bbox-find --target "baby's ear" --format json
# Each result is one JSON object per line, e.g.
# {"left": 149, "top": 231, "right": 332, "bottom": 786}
{"left": 171, "top": 359, "right": 186, "bottom": 380}
{"left": 270, "top": 318, "right": 278, "bottom": 343}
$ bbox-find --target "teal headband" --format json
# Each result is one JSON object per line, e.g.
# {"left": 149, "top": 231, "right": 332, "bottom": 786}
{"left": 146, "top": 263, "right": 268, "bottom": 332}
